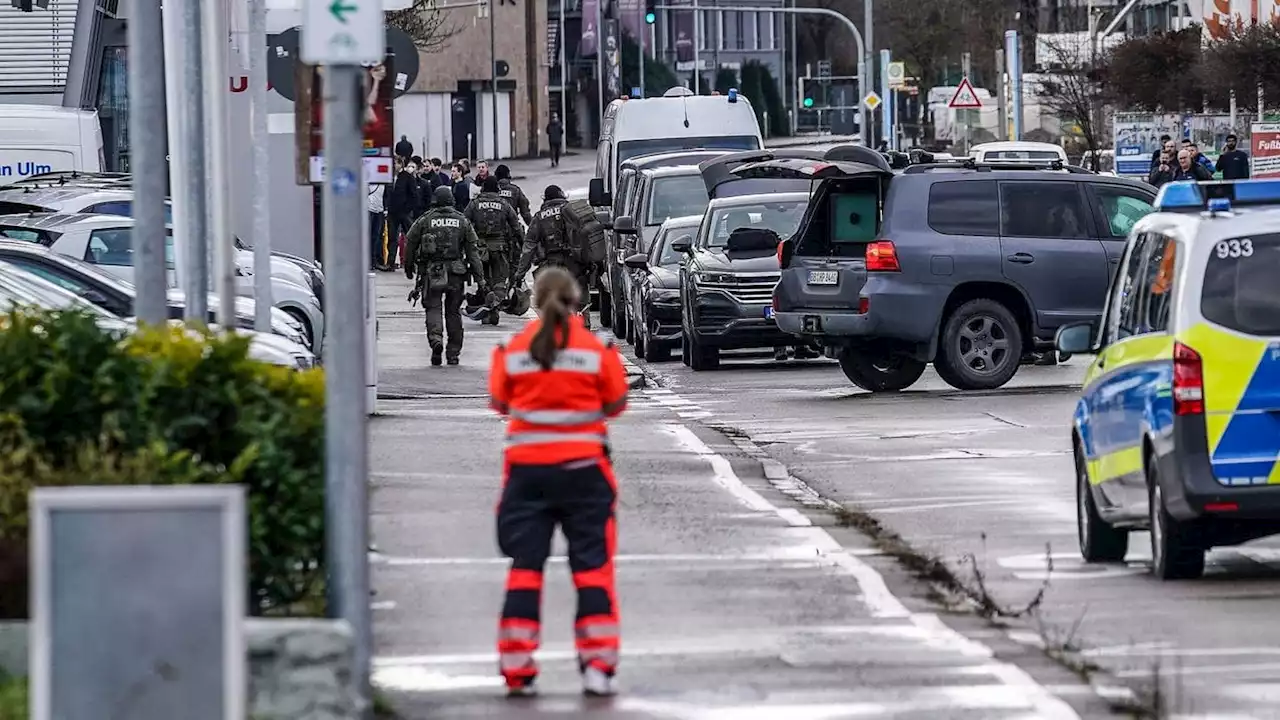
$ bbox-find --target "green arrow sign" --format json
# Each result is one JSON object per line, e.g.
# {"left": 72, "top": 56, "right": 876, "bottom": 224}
{"left": 329, "top": 0, "right": 357, "bottom": 23}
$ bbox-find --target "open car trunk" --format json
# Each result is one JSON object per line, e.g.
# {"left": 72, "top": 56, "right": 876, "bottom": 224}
{"left": 697, "top": 145, "right": 892, "bottom": 200}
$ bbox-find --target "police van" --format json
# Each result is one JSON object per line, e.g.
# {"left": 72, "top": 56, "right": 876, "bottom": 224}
{"left": 0, "top": 105, "right": 104, "bottom": 186}
{"left": 1057, "top": 179, "right": 1280, "bottom": 580}
{"left": 587, "top": 87, "right": 763, "bottom": 210}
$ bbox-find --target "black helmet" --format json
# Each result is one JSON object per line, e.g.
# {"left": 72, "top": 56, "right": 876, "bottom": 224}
{"left": 544, "top": 184, "right": 565, "bottom": 200}
{"left": 482, "top": 176, "right": 501, "bottom": 193}
{"left": 431, "top": 186, "right": 454, "bottom": 207}
{"left": 495, "top": 164, "right": 512, "bottom": 180}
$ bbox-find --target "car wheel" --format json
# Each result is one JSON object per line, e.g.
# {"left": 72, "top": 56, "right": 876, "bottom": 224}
{"left": 633, "top": 310, "right": 647, "bottom": 358}
{"left": 283, "top": 308, "right": 314, "bottom": 348}
{"left": 612, "top": 294, "right": 628, "bottom": 338}
{"left": 624, "top": 309, "right": 635, "bottom": 345}
{"left": 599, "top": 289, "right": 613, "bottom": 328}
{"left": 1149, "top": 462, "right": 1206, "bottom": 580}
{"left": 643, "top": 320, "right": 670, "bottom": 362}
{"left": 1075, "top": 441, "right": 1128, "bottom": 562}
{"left": 837, "top": 348, "right": 925, "bottom": 392}
{"left": 687, "top": 331, "right": 719, "bottom": 371}
{"left": 681, "top": 333, "right": 691, "bottom": 366}
{"left": 935, "top": 299, "right": 1024, "bottom": 391}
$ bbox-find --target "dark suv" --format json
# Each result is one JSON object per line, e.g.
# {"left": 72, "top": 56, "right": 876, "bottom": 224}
{"left": 774, "top": 160, "right": 1157, "bottom": 391}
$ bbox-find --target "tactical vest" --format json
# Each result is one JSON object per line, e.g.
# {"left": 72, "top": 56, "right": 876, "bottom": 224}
{"left": 473, "top": 197, "right": 509, "bottom": 237}
{"left": 539, "top": 204, "right": 574, "bottom": 255}
{"left": 418, "top": 211, "right": 463, "bottom": 263}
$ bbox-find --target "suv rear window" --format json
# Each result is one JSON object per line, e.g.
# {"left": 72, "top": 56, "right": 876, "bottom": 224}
{"left": 927, "top": 180, "right": 998, "bottom": 236}
{"left": 1201, "top": 233, "right": 1280, "bottom": 336}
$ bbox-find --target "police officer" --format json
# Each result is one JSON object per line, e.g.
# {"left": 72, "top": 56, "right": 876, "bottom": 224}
{"left": 512, "top": 185, "right": 591, "bottom": 326}
{"left": 495, "top": 164, "right": 533, "bottom": 290}
{"left": 465, "top": 176, "right": 523, "bottom": 325}
{"left": 406, "top": 186, "right": 486, "bottom": 366}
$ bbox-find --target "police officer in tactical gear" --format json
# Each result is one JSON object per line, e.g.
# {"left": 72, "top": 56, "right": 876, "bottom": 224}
{"left": 513, "top": 184, "right": 591, "bottom": 327}
{"left": 464, "top": 176, "right": 523, "bottom": 325}
{"left": 495, "top": 164, "right": 533, "bottom": 294}
{"left": 406, "top": 186, "right": 487, "bottom": 366}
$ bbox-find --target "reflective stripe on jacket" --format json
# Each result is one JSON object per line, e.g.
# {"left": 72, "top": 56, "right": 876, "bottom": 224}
{"left": 489, "top": 316, "right": 629, "bottom": 464}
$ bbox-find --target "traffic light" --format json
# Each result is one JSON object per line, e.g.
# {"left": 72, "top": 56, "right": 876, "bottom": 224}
{"left": 801, "top": 79, "right": 823, "bottom": 109}
{"left": 644, "top": 0, "right": 656, "bottom": 23}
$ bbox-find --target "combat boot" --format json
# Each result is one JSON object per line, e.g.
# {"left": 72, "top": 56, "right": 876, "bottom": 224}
{"left": 431, "top": 347, "right": 443, "bottom": 366}
{"left": 485, "top": 309, "right": 500, "bottom": 326}
{"left": 446, "top": 356, "right": 460, "bottom": 366}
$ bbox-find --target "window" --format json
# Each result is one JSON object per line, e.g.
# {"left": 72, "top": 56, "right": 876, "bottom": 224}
{"left": 613, "top": 171, "right": 635, "bottom": 217}
{"left": 1092, "top": 186, "right": 1155, "bottom": 238}
{"left": 654, "top": 229, "right": 689, "bottom": 266}
{"left": 615, "top": 135, "right": 759, "bottom": 164}
{"left": 760, "top": 12, "right": 775, "bottom": 50}
{"left": 646, "top": 175, "right": 709, "bottom": 226}
{"left": 1201, "top": 232, "right": 1280, "bottom": 336}
{"left": 698, "top": 10, "right": 714, "bottom": 50}
{"left": 999, "top": 182, "right": 1088, "bottom": 238}
{"left": 0, "top": 227, "right": 42, "bottom": 243}
{"left": 0, "top": 202, "right": 44, "bottom": 214}
{"left": 926, "top": 180, "right": 999, "bottom": 236}
{"left": 1142, "top": 234, "right": 1176, "bottom": 333}
{"left": 84, "top": 229, "right": 176, "bottom": 268}
{"left": 828, "top": 193, "right": 879, "bottom": 243}
{"left": 4, "top": 260, "right": 103, "bottom": 307}
{"left": 704, "top": 199, "right": 807, "bottom": 247}
{"left": 84, "top": 200, "right": 174, "bottom": 225}
{"left": 1113, "top": 233, "right": 1151, "bottom": 341}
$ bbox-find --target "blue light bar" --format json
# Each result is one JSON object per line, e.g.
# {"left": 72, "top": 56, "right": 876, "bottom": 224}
{"left": 727, "top": 88, "right": 739, "bottom": 104}
{"left": 1207, "top": 197, "right": 1231, "bottom": 212}
{"left": 1154, "top": 178, "right": 1280, "bottom": 212}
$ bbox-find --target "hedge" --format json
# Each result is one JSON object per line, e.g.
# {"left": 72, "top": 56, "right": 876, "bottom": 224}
{"left": 0, "top": 673, "right": 25, "bottom": 720}
{"left": 0, "top": 309, "right": 326, "bottom": 619}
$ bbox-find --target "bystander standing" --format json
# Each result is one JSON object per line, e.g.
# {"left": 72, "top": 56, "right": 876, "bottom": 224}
{"left": 1217, "top": 133, "right": 1251, "bottom": 179}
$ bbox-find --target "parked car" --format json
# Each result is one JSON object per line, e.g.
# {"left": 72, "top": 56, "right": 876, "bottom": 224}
{"left": 0, "top": 239, "right": 309, "bottom": 350}
{"left": 0, "top": 183, "right": 322, "bottom": 295}
{"left": 678, "top": 191, "right": 810, "bottom": 370}
{"left": 773, "top": 157, "right": 1157, "bottom": 391}
{"left": 623, "top": 214, "right": 701, "bottom": 361}
{"left": 597, "top": 149, "right": 731, "bottom": 332}
{"left": 0, "top": 212, "right": 325, "bottom": 352}
{"left": 0, "top": 263, "right": 315, "bottom": 369}
{"left": 608, "top": 165, "right": 712, "bottom": 335}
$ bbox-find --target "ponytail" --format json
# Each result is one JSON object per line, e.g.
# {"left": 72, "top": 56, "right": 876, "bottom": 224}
{"left": 529, "top": 266, "right": 581, "bottom": 370}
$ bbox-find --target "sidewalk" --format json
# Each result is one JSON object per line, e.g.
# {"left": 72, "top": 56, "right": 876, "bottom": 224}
{"left": 367, "top": 275, "right": 1093, "bottom": 718}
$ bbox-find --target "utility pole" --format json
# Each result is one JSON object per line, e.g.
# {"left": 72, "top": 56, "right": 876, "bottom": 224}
{"left": 161, "top": 0, "right": 207, "bottom": 323}
{"left": 126, "top": 0, "right": 167, "bottom": 324}
{"left": 559, "top": 0, "right": 567, "bottom": 136}
{"left": 489, "top": 0, "right": 499, "bottom": 159}
{"left": 863, "top": 0, "right": 873, "bottom": 146}
{"left": 995, "top": 48, "right": 1007, "bottom": 141}
{"left": 692, "top": 0, "right": 700, "bottom": 93}
{"left": 249, "top": 0, "right": 274, "bottom": 329}
{"left": 789, "top": 0, "right": 797, "bottom": 135}
{"left": 201, "top": 0, "right": 236, "bottom": 327}
{"left": 596, "top": 0, "right": 605, "bottom": 134}
{"left": 961, "top": 51, "right": 971, "bottom": 154}
{"left": 638, "top": 3, "right": 645, "bottom": 98}
{"left": 302, "top": 0, "right": 379, "bottom": 705}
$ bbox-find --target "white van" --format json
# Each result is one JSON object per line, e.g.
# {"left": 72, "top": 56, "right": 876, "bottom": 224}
{"left": 588, "top": 87, "right": 763, "bottom": 207}
{"left": 0, "top": 105, "right": 105, "bottom": 186}
{"left": 969, "top": 140, "right": 1067, "bottom": 164}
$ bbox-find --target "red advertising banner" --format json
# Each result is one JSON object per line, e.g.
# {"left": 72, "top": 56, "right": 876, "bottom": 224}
{"left": 1250, "top": 122, "right": 1280, "bottom": 179}
{"left": 296, "top": 57, "right": 396, "bottom": 185}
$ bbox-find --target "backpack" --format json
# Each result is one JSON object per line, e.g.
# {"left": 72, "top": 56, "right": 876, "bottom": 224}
{"left": 563, "top": 198, "right": 606, "bottom": 264}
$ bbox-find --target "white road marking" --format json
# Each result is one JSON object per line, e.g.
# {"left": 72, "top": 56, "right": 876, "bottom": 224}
{"left": 658, "top": 420, "right": 1080, "bottom": 719}
{"left": 371, "top": 600, "right": 397, "bottom": 610}
{"left": 369, "top": 550, "right": 848, "bottom": 566}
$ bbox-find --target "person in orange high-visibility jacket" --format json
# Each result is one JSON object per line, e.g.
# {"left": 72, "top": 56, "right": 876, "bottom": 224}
{"left": 487, "top": 265, "right": 630, "bottom": 698}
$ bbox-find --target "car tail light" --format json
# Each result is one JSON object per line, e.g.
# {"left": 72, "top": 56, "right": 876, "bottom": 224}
{"left": 858, "top": 297, "right": 869, "bottom": 314}
{"left": 1173, "top": 342, "right": 1204, "bottom": 415}
{"left": 776, "top": 241, "right": 784, "bottom": 267}
{"left": 865, "top": 240, "right": 900, "bottom": 272}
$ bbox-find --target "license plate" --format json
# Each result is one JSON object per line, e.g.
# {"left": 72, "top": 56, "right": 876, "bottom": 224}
{"left": 808, "top": 270, "right": 838, "bottom": 285}
{"left": 764, "top": 307, "right": 775, "bottom": 319}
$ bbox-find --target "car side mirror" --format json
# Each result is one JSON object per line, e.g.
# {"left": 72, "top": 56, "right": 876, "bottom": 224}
{"left": 670, "top": 237, "right": 692, "bottom": 254}
{"left": 1055, "top": 321, "right": 1097, "bottom": 354}
{"left": 623, "top": 253, "right": 648, "bottom": 270}
{"left": 588, "top": 178, "right": 611, "bottom": 208}
{"left": 613, "top": 216, "right": 637, "bottom": 235}
{"left": 778, "top": 238, "right": 795, "bottom": 269}
{"left": 81, "top": 289, "right": 109, "bottom": 305}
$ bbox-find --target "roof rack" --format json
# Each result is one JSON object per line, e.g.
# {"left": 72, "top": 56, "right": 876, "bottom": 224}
{"left": 902, "top": 158, "right": 1092, "bottom": 175}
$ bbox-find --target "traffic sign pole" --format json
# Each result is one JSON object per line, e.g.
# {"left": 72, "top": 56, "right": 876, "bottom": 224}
{"left": 302, "top": 0, "right": 380, "bottom": 709}
{"left": 879, "top": 49, "right": 891, "bottom": 150}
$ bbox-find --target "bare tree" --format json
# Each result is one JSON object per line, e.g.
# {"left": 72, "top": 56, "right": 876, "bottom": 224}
{"left": 387, "top": 0, "right": 464, "bottom": 54}
{"left": 1036, "top": 37, "right": 1104, "bottom": 170}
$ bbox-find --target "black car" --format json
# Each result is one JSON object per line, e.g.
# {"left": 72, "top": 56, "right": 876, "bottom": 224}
{"left": 623, "top": 214, "right": 701, "bottom": 361}
{"left": 677, "top": 191, "right": 810, "bottom": 370}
